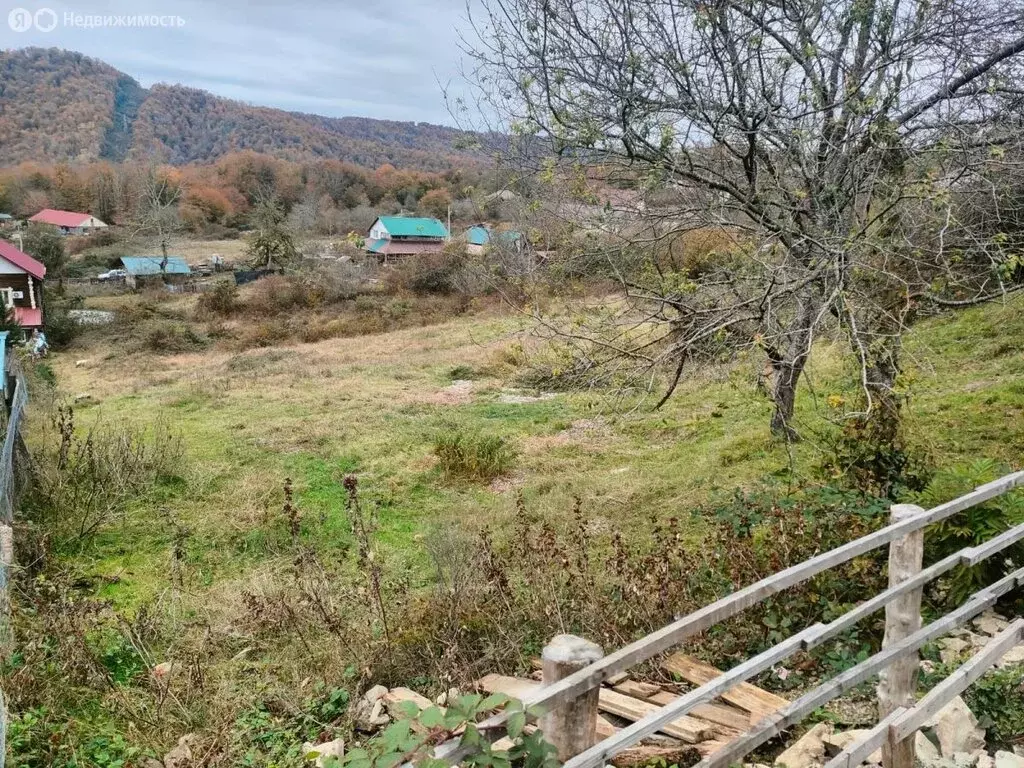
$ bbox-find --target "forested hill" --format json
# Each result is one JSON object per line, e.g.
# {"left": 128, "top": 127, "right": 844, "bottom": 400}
{"left": 0, "top": 48, "right": 486, "bottom": 170}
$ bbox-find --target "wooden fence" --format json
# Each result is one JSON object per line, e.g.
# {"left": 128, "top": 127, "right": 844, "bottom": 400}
{"left": 436, "top": 470, "right": 1024, "bottom": 768}
{"left": 0, "top": 340, "right": 29, "bottom": 768}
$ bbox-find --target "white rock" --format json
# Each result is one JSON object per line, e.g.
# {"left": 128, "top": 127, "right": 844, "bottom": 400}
{"left": 363, "top": 684, "right": 388, "bottom": 704}
{"left": 163, "top": 734, "right": 196, "bottom": 768}
{"left": 917, "top": 732, "right": 942, "bottom": 764}
{"left": 939, "top": 637, "right": 971, "bottom": 665}
{"left": 977, "top": 754, "right": 995, "bottom": 768}
{"left": 974, "top": 611, "right": 1010, "bottom": 637}
{"left": 995, "top": 644, "right": 1024, "bottom": 669}
{"left": 74, "top": 359, "right": 89, "bottom": 367}
{"left": 352, "top": 685, "right": 392, "bottom": 731}
{"left": 824, "top": 731, "right": 881, "bottom": 765}
{"left": 303, "top": 738, "right": 345, "bottom": 767}
{"left": 995, "top": 752, "right": 1024, "bottom": 768}
{"left": 436, "top": 687, "right": 460, "bottom": 706}
{"left": 775, "top": 723, "right": 832, "bottom": 768}
{"left": 924, "top": 696, "right": 986, "bottom": 757}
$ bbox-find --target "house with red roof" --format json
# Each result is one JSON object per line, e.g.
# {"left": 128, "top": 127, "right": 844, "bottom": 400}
{"left": 28, "top": 209, "right": 108, "bottom": 235}
{"left": 0, "top": 239, "right": 46, "bottom": 329}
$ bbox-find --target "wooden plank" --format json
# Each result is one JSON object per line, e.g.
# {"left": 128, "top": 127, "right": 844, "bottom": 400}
{"left": 476, "top": 675, "right": 618, "bottom": 740}
{"left": 564, "top": 565, "right": 1024, "bottom": 768}
{"left": 962, "top": 520, "right": 1024, "bottom": 566}
{"left": 822, "top": 709, "right": 907, "bottom": 768}
{"left": 662, "top": 654, "right": 787, "bottom": 720}
{"left": 561, "top": 631, "right": 810, "bottom": 768}
{"left": 609, "top": 744, "right": 700, "bottom": 767}
{"left": 890, "top": 619, "right": 1024, "bottom": 742}
{"left": 689, "top": 566, "right": 1024, "bottom": 768}
{"left": 612, "top": 681, "right": 663, "bottom": 699}
{"left": 647, "top": 692, "right": 751, "bottom": 733}
{"left": 597, "top": 688, "right": 715, "bottom": 744}
{"left": 439, "top": 471, "right": 1024, "bottom": 766}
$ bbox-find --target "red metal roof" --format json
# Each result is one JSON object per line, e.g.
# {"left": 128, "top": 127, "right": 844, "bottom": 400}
{"left": 29, "top": 208, "right": 96, "bottom": 228}
{"left": 0, "top": 239, "right": 46, "bottom": 280}
{"left": 13, "top": 308, "right": 43, "bottom": 328}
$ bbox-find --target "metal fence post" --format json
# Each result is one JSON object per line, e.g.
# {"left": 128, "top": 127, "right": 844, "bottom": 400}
{"left": 878, "top": 504, "right": 925, "bottom": 768}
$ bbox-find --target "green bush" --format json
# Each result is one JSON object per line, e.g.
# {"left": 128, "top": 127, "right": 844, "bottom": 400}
{"left": 196, "top": 280, "right": 239, "bottom": 316}
{"left": 433, "top": 427, "right": 517, "bottom": 481}
{"left": 142, "top": 320, "right": 208, "bottom": 354}
{"left": 44, "top": 300, "right": 83, "bottom": 350}
{"left": 915, "top": 460, "right": 1024, "bottom": 605}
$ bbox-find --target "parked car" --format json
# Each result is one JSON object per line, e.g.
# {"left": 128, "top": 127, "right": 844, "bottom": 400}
{"left": 97, "top": 268, "right": 128, "bottom": 282}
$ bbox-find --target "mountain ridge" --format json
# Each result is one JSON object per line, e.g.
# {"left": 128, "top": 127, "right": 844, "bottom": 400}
{"left": 0, "top": 47, "right": 485, "bottom": 170}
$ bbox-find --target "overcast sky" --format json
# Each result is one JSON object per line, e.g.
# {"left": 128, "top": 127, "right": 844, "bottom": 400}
{"left": 0, "top": 0, "right": 476, "bottom": 124}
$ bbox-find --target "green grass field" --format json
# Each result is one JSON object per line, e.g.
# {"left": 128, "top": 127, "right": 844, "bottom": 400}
{"left": 14, "top": 288, "right": 1024, "bottom": 765}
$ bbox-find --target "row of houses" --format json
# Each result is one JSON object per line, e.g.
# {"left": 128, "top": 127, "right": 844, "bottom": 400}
{"left": 0, "top": 209, "right": 109, "bottom": 235}
{"left": 365, "top": 216, "right": 524, "bottom": 262}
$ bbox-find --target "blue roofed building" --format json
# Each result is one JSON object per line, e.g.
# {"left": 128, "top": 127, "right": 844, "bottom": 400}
{"left": 465, "top": 224, "right": 524, "bottom": 255}
{"left": 120, "top": 256, "right": 192, "bottom": 289}
{"left": 365, "top": 216, "right": 449, "bottom": 262}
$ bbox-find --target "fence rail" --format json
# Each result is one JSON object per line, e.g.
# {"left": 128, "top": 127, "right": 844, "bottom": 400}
{"left": 437, "top": 470, "right": 1024, "bottom": 768}
{"left": 0, "top": 346, "right": 29, "bottom": 768}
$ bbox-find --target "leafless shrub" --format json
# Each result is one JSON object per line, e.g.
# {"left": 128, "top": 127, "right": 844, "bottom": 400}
{"left": 29, "top": 406, "right": 184, "bottom": 546}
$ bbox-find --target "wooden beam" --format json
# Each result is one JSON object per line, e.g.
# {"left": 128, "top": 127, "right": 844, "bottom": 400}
{"left": 890, "top": 619, "right": 1024, "bottom": 742}
{"left": 539, "top": 635, "right": 605, "bottom": 760}
{"left": 878, "top": 505, "right": 925, "bottom": 768}
{"left": 503, "top": 471, "right": 1024, "bottom": 723}
{"left": 597, "top": 688, "right": 715, "bottom": 744}
{"left": 822, "top": 708, "right": 907, "bottom": 768}
{"left": 562, "top": 632, "right": 810, "bottom": 768}
{"left": 613, "top": 680, "right": 751, "bottom": 732}
{"left": 662, "top": 654, "right": 787, "bottom": 720}
{"left": 612, "top": 681, "right": 663, "bottom": 699}
{"left": 689, "top": 566, "right": 1024, "bottom": 768}
{"left": 436, "top": 472, "right": 1024, "bottom": 767}
{"left": 476, "top": 675, "right": 618, "bottom": 740}
{"left": 647, "top": 692, "right": 751, "bottom": 733}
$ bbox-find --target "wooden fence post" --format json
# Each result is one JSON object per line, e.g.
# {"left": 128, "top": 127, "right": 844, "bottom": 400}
{"left": 538, "top": 634, "right": 604, "bottom": 761}
{"left": 877, "top": 504, "right": 925, "bottom": 768}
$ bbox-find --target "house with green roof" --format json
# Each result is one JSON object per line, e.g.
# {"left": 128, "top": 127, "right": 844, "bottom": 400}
{"left": 366, "top": 216, "right": 449, "bottom": 262}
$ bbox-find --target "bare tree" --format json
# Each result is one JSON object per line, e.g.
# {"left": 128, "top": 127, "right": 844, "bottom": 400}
{"left": 130, "top": 166, "right": 183, "bottom": 262}
{"left": 462, "top": 0, "right": 1024, "bottom": 438}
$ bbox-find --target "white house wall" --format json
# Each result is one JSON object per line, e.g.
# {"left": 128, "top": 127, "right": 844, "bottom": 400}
{"left": 0, "top": 258, "right": 27, "bottom": 275}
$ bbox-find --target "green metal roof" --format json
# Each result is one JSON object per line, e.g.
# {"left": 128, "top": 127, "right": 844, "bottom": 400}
{"left": 466, "top": 225, "right": 522, "bottom": 247}
{"left": 366, "top": 239, "right": 386, "bottom": 253}
{"left": 467, "top": 226, "right": 490, "bottom": 246}
{"left": 120, "top": 256, "right": 191, "bottom": 276}
{"left": 378, "top": 216, "right": 449, "bottom": 239}
{"left": 0, "top": 214, "right": 12, "bottom": 220}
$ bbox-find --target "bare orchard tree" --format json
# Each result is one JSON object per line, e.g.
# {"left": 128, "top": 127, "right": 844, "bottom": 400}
{"left": 129, "top": 165, "right": 183, "bottom": 261}
{"left": 462, "top": 0, "right": 1024, "bottom": 438}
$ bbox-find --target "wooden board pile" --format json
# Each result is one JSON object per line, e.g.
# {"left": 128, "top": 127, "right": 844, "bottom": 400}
{"left": 475, "top": 652, "right": 789, "bottom": 766}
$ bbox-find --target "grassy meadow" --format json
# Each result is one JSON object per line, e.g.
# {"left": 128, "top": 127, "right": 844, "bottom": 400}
{"left": 10, "top": 274, "right": 1024, "bottom": 764}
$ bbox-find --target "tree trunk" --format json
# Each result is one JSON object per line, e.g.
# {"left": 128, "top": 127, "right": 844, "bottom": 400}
{"left": 864, "top": 335, "right": 902, "bottom": 444}
{"left": 768, "top": 290, "right": 821, "bottom": 440}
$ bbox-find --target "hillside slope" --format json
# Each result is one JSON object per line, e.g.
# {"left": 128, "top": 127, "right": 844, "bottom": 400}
{"left": 0, "top": 48, "right": 484, "bottom": 170}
